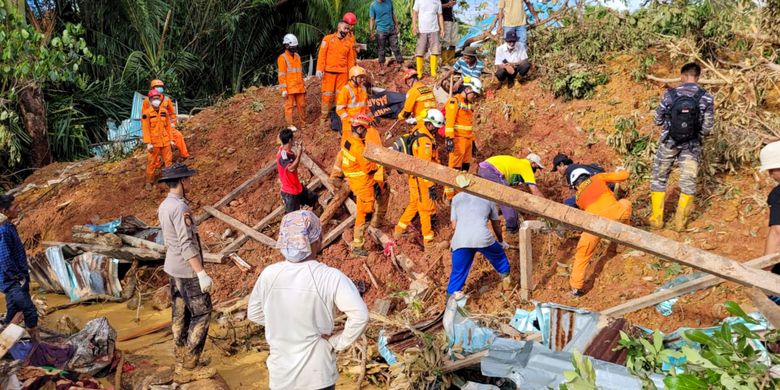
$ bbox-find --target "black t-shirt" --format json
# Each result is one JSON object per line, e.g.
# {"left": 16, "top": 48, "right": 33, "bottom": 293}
{"left": 441, "top": 0, "right": 454, "bottom": 21}
{"left": 769, "top": 184, "right": 780, "bottom": 227}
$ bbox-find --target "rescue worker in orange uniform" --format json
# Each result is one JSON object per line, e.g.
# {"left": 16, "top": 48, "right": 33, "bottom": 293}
{"left": 142, "top": 89, "right": 173, "bottom": 190}
{"left": 278, "top": 33, "right": 306, "bottom": 131}
{"left": 146, "top": 79, "right": 190, "bottom": 160}
{"left": 341, "top": 114, "right": 388, "bottom": 256}
{"left": 567, "top": 167, "right": 632, "bottom": 297}
{"left": 397, "top": 69, "right": 436, "bottom": 123}
{"left": 330, "top": 66, "right": 372, "bottom": 185}
{"left": 343, "top": 12, "right": 358, "bottom": 51}
{"left": 317, "top": 22, "right": 357, "bottom": 127}
{"left": 393, "top": 109, "right": 445, "bottom": 250}
{"left": 443, "top": 77, "right": 482, "bottom": 199}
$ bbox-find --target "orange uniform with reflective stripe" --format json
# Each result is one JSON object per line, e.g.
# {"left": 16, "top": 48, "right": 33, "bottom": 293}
{"left": 336, "top": 81, "right": 370, "bottom": 142}
{"left": 141, "top": 100, "right": 173, "bottom": 182}
{"left": 400, "top": 81, "right": 436, "bottom": 119}
{"left": 395, "top": 123, "right": 438, "bottom": 243}
{"left": 341, "top": 134, "right": 378, "bottom": 247}
{"left": 278, "top": 51, "right": 305, "bottom": 94}
{"left": 570, "top": 171, "right": 632, "bottom": 289}
{"left": 317, "top": 32, "right": 356, "bottom": 106}
{"left": 143, "top": 96, "right": 189, "bottom": 158}
{"left": 444, "top": 94, "right": 475, "bottom": 198}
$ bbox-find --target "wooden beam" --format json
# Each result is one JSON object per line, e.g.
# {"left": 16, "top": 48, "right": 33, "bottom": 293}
{"left": 363, "top": 145, "right": 780, "bottom": 295}
{"left": 195, "top": 160, "right": 276, "bottom": 224}
{"left": 41, "top": 241, "right": 163, "bottom": 261}
{"left": 118, "top": 234, "right": 165, "bottom": 253}
{"left": 746, "top": 287, "right": 780, "bottom": 328}
{"left": 218, "top": 178, "right": 323, "bottom": 255}
{"left": 323, "top": 215, "right": 356, "bottom": 247}
{"left": 602, "top": 253, "right": 780, "bottom": 318}
{"left": 203, "top": 206, "right": 277, "bottom": 248}
{"left": 300, "top": 153, "right": 357, "bottom": 214}
{"left": 519, "top": 225, "right": 533, "bottom": 301}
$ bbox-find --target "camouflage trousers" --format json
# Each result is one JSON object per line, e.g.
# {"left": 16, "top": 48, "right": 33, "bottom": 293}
{"left": 170, "top": 276, "right": 212, "bottom": 368}
{"left": 650, "top": 140, "right": 701, "bottom": 195}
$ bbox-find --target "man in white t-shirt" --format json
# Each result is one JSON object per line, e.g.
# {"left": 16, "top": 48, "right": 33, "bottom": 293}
{"left": 494, "top": 30, "right": 530, "bottom": 88}
{"left": 412, "top": 0, "right": 444, "bottom": 78}
{"left": 447, "top": 192, "right": 512, "bottom": 296}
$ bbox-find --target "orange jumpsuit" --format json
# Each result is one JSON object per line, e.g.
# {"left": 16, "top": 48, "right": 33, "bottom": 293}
{"left": 341, "top": 133, "right": 379, "bottom": 249}
{"left": 278, "top": 50, "right": 306, "bottom": 128}
{"left": 394, "top": 123, "right": 438, "bottom": 244}
{"left": 141, "top": 102, "right": 173, "bottom": 182}
{"left": 570, "top": 171, "right": 633, "bottom": 289}
{"left": 399, "top": 80, "right": 436, "bottom": 120}
{"left": 444, "top": 94, "right": 475, "bottom": 198}
{"left": 317, "top": 32, "right": 356, "bottom": 109}
{"left": 331, "top": 81, "right": 371, "bottom": 179}
{"left": 143, "top": 96, "right": 189, "bottom": 158}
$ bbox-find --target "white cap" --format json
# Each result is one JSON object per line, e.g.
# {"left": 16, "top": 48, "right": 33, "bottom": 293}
{"left": 526, "top": 153, "right": 545, "bottom": 170}
{"left": 760, "top": 141, "right": 780, "bottom": 171}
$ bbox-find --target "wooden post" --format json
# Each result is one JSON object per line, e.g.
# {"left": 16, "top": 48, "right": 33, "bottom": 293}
{"left": 519, "top": 225, "right": 533, "bottom": 301}
{"left": 362, "top": 145, "right": 780, "bottom": 295}
{"left": 203, "top": 206, "right": 277, "bottom": 248}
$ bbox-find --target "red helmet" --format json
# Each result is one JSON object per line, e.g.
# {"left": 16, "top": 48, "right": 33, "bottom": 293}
{"left": 148, "top": 89, "right": 162, "bottom": 98}
{"left": 343, "top": 12, "right": 357, "bottom": 25}
{"left": 350, "top": 113, "right": 371, "bottom": 128}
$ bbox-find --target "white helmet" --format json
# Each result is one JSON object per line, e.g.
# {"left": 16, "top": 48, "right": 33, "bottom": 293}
{"left": 283, "top": 34, "right": 298, "bottom": 46}
{"left": 422, "top": 109, "right": 445, "bottom": 127}
{"left": 760, "top": 141, "right": 780, "bottom": 171}
{"left": 462, "top": 77, "right": 483, "bottom": 95}
{"left": 568, "top": 168, "right": 591, "bottom": 188}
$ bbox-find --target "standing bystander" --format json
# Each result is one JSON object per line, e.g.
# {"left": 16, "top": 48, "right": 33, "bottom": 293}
{"left": 370, "top": 0, "right": 404, "bottom": 67}
{"left": 277, "top": 128, "right": 318, "bottom": 213}
{"left": 412, "top": 0, "right": 445, "bottom": 77}
{"left": 759, "top": 142, "right": 780, "bottom": 304}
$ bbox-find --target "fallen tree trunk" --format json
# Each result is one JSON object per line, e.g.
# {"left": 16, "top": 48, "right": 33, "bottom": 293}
{"left": 363, "top": 145, "right": 780, "bottom": 295}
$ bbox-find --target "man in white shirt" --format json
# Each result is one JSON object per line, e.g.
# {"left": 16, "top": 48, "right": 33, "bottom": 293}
{"left": 412, "top": 0, "right": 445, "bottom": 78}
{"left": 247, "top": 210, "right": 369, "bottom": 390}
{"left": 494, "top": 30, "right": 530, "bottom": 88}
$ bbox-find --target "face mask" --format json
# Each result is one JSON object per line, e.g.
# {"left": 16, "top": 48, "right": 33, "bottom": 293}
{"left": 155, "top": 86, "right": 164, "bottom": 93}
{"left": 151, "top": 99, "right": 161, "bottom": 108}
{"left": 338, "top": 31, "right": 348, "bottom": 38}
{"left": 288, "top": 46, "right": 298, "bottom": 53}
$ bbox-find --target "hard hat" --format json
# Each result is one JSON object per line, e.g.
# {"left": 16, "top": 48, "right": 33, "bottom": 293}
{"left": 351, "top": 113, "right": 371, "bottom": 128}
{"left": 283, "top": 33, "right": 298, "bottom": 46}
{"left": 526, "top": 153, "right": 546, "bottom": 170}
{"left": 568, "top": 168, "right": 591, "bottom": 187}
{"left": 148, "top": 89, "right": 162, "bottom": 98}
{"left": 422, "top": 109, "right": 445, "bottom": 127}
{"left": 150, "top": 79, "right": 165, "bottom": 89}
{"left": 349, "top": 66, "right": 367, "bottom": 78}
{"left": 760, "top": 141, "right": 780, "bottom": 171}
{"left": 462, "top": 77, "right": 483, "bottom": 95}
{"left": 343, "top": 12, "right": 357, "bottom": 25}
{"left": 403, "top": 68, "right": 418, "bottom": 82}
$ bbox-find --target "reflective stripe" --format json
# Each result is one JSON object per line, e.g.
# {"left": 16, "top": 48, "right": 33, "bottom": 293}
{"left": 278, "top": 72, "right": 286, "bottom": 76}
{"left": 344, "top": 171, "right": 366, "bottom": 177}
{"left": 340, "top": 112, "right": 349, "bottom": 118}
{"left": 423, "top": 234, "right": 434, "bottom": 240}
{"left": 348, "top": 102, "right": 366, "bottom": 108}
{"left": 444, "top": 187, "right": 454, "bottom": 193}
{"left": 323, "top": 92, "right": 335, "bottom": 96}
{"left": 336, "top": 105, "right": 347, "bottom": 109}
{"left": 281, "top": 53, "right": 303, "bottom": 76}
{"left": 287, "top": 67, "right": 302, "bottom": 72}
{"left": 397, "top": 222, "right": 408, "bottom": 229}
{"left": 342, "top": 149, "right": 357, "bottom": 161}
{"left": 454, "top": 125, "right": 473, "bottom": 130}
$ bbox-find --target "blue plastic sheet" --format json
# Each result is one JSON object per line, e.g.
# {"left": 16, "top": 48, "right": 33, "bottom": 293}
{"left": 443, "top": 294, "right": 496, "bottom": 354}
{"left": 85, "top": 218, "right": 122, "bottom": 234}
{"left": 654, "top": 272, "right": 708, "bottom": 316}
{"left": 377, "top": 330, "right": 398, "bottom": 365}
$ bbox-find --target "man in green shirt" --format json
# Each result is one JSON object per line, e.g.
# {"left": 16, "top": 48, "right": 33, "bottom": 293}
{"left": 370, "top": 0, "right": 403, "bottom": 67}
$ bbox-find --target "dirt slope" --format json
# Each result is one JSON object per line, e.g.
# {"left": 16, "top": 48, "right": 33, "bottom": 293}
{"left": 12, "top": 57, "right": 776, "bottom": 332}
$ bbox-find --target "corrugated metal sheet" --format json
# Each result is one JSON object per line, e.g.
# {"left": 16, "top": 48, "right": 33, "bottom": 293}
{"left": 30, "top": 246, "right": 122, "bottom": 302}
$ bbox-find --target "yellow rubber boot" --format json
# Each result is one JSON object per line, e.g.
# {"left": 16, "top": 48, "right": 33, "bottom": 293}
{"left": 416, "top": 57, "right": 424, "bottom": 78}
{"left": 430, "top": 55, "right": 439, "bottom": 77}
{"left": 672, "top": 193, "right": 694, "bottom": 232}
{"left": 648, "top": 192, "right": 665, "bottom": 229}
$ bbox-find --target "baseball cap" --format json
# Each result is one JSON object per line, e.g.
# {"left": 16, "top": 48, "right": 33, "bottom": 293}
{"left": 552, "top": 153, "right": 573, "bottom": 172}
{"left": 505, "top": 31, "right": 518, "bottom": 43}
{"left": 527, "top": 153, "right": 545, "bottom": 170}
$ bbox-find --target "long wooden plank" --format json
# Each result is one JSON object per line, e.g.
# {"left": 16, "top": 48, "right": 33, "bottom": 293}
{"left": 363, "top": 145, "right": 780, "bottom": 295}
{"left": 203, "top": 206, "right": 277, "bottom": 248}
{"left": 300, "top": 153, "right": 357, "bottom": 214}
{"left": 195, "top": 160, "right": 276, "bottom": 224}
{"left": 323, "top": 215, "right": 356, "bottom": 247}
{"left": 602, "top": 253, "right": 780, "bottom": 318}
{"left": 219, "top": 178, "right": 323, "bottom": 255}
{"left": 118, "top": 234, "right": 165, "bottom": 253}
{"left": 746, "top": 287, "right": 780, "bottom": 328}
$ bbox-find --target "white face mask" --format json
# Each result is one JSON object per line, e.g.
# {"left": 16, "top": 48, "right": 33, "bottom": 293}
{"left": 151, "top": 99, "right": 161, "bottom": 108}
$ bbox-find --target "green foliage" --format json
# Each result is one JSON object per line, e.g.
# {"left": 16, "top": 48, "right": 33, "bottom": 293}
{"left": 606, "top": 115, "right": 657, "bottom": 187}
{"left": 559, "top": 350, "right": 598, "bottom": 390}
{"left": 552, "top": 70, "right": 608, "bottom": 101}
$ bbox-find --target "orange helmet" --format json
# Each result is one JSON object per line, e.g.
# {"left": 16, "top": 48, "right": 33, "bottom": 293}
{"left": 403, "top": 68, "right": 418, "bottom": 82}
{"left": 349, "top": 66, "right": 367, "bottom": 78}
{"left": 343, "top": 12, "right": 357, "bottom": 25}
{"left": 148, "top": 89, "right": 162, "bottom": 98}
{"left": 150, "top": 79, "right": 165, "bottom": 89}
{"left": 350, "top": 113, "right": 371, "bottom": 128}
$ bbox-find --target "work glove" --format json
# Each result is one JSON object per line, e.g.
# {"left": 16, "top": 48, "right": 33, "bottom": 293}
{"left": 282, "top": 91, "right": 288, "bottom": 98}
{"left": 499, "top": 241, "right": 510, "bottom": 250}
{"left": 405, "top": 117, "right": 417, "bottom": 125}
{"left": 170, "top": 141, "right": 176, "bottom": 146}
{"left": 316, "top": 70, "right": 324, "bottom": 79}
{"left": 196, "top": 270, "right": 213, "bottom": 294}
{"left": 146, "top": 144, "right": 153, "bottom": 152}
{"left": 446, "top": 138, "right": 454, "bottom": 153}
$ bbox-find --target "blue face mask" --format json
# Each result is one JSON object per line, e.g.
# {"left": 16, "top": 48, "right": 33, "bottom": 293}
{"left": 155, "top": 86, "right": 164, "bottom": 93}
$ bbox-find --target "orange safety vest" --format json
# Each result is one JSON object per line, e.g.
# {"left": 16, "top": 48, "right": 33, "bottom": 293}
{"left": 575, "top": 171, "right": 629, "bottom": 211}
{"left": 336, "top": 81, "right": 370, "bottom": 121}
{"left": 277, "top": 51, "right": 305, "bottom": 94}
{"left": 444, "top": 94, "right": 474, "bottom": 139}
{"left": 341, "top": 134, "right": 377, "bottom": 183}
{"left": 410, "top": 123, "right": 438, "bottom": 185}
{"left": 316, "top": 32, "right": 357, "bottom": 74}
{"left": 402, "top": 81, "right": 436, "bottom": 119}
{"left": 141, "top": 100, "right": 172, "bottom": 147}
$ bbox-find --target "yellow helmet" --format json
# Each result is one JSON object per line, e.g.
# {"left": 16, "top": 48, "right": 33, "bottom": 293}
{"left": 150, "top": 79, "right": 165, "bottom": 89}
{"left": 349, "top": 66, "right": 367, "bottom": 78}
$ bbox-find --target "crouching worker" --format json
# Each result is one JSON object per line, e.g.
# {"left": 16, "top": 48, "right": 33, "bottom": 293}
{"left": 447, "top": 191, "right": 512, "bottom": 296}
{"left": 567, "top": 168, "right": 632, "bottom": 297}
{"left": 0, "top": 195, "right": 39, "bottom": 342}
{"left": 477, "top": 154, "right": 546, "bottom": 233}
{"left": 157, "top": 164, "right": 215, "bottom": 383}
{"left": 248, "top": 210, "right": 369, "bottom": 390}
{"left": 342, "top": 114, "right": 389, "bottom": 256}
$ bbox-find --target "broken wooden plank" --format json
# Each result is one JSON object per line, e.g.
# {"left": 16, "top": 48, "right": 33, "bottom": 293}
{"left": 363, "top": 145, "right": 780, "bottom": 295}
{"left": 368, "top": 227, "right": 415, "bottom": 274}
{"left": 746, "top": 287, "right": 780, "bottom": 328}
{"left": 229, "top": 253, "right": 254, "bottom": 273}
{"left": 320, "top": 186, "right": 352, "bottom": 225}
{"left": 519, "top": 225, "right": 533, "bottom": 301}
{"left": 203, "top": 206, "right": 277, "bottom": 248}
{"left": 300, "top": 153, "right": 357, "bottom": 214}
{"left": 41, "top": 241, "right": 163, "bottom": 261}
{"left": 194, "top": 160, "right": 276, "bottom": 224}
{"left": 219, "top": 178, "right": 323, "bottom": 255}
{"left": 442, "top": 350, "right": 488, "bottom": 373}
{"left": 322, "top": 215, "right": 356, "bottom": 247}
{"left": 117, "top": 321, "right": 171, "bottom": 342}
{"left": 203, "top": 252, "right": 225, "bottom": 264}
{"left": 602, "top": 253, "right": 780, "bottom": 318}
{"left": 118, "top": 234, "right": 165, "bottom": 253}
{"left": 0, "top": 324, "right": 24, "bottom": 359}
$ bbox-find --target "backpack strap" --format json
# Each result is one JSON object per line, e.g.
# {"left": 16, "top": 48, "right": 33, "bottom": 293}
{"left": 693, "top": 88, "right": 706, "bottom": 103}
{"left": 667, "top": 87, "right": 678, "bottom": 101}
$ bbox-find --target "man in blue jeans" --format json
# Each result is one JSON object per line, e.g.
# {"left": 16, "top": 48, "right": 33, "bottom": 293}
{"left": 369, "top": 0, "right": 404, "bottom": 67}
{"left": 447, "top": 191, "right": 512, "bottom": 295}
{"left": 495, "top": 0, "right": 528, "bottom": 50}
{"left": 0, "top": 194, "right": 39, "bottom": 342}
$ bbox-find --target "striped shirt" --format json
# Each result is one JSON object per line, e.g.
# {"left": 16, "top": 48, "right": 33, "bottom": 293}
{"left": 453, "top": 57, "right": 484, "bottom": 78}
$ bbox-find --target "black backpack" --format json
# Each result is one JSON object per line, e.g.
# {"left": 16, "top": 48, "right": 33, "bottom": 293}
{"left": 392, "top": 131, "right": 431, "bottom": 155}
{"left": 667, "top": 88, "right": 706, "bottom": 144}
